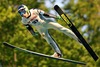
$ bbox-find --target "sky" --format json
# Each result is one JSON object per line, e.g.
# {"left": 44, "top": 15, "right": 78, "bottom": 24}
{"left": 44, "top": 0, "right": 70, "bottom": 14}
{"left": 44, "top": 0, "right": 78, "bottom": 8}
{"left": 45, "top": 0, "right": 69, "bottom": 8}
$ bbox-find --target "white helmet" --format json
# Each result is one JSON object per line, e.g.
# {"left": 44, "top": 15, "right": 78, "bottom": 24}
{"left": 18, "top": 4, "right": 29, "bottom": 16}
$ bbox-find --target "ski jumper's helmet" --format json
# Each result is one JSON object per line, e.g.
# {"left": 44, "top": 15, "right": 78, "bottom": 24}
{"left": 18, "top": 4, "right": 29, "bottom": 16}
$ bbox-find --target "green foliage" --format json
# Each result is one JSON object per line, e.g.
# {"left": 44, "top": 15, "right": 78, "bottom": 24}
{"left": 0, "top": 0, "right": 100, "bottom": 67}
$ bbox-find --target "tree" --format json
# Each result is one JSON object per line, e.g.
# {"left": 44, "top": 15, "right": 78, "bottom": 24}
{"left": 0, "top": 0, "right": 99, "bottom": 67}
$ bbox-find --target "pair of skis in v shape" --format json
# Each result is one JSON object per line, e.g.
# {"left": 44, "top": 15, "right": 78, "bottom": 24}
{"left": 3, "top": 5, "right": 98, "bottom": 66}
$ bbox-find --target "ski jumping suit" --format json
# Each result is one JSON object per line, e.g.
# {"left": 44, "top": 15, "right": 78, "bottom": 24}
{"left": 21, "top": 9, "right": 79, "bottom": 56}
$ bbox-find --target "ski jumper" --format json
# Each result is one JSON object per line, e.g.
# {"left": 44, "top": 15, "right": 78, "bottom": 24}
{"left": 21, "top": 9, "right": 79, "bottom": 56}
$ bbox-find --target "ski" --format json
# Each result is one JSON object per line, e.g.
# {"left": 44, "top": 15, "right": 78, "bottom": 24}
{"left": 54, "top": 5, "right": 98, "bottom": 61}
{"left": 3, "top": 42, "right": 86, "bottom": 65}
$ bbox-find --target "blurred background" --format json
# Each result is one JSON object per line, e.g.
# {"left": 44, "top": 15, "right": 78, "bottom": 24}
{"left": 0, "top": 0, "right": 100, "bottom": 67}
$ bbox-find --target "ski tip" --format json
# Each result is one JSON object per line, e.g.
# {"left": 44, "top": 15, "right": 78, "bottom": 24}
{"left": 3, "top": 42, "right": 15, "bottom": 49}
{"left": 54, "top": 5, "right": 58, "bottom": 7}
{"left": 3, "top": 42, "right": 8, "bottom": 45}
{"left": 54, "top": 5, "right": 59, "bottom": 10}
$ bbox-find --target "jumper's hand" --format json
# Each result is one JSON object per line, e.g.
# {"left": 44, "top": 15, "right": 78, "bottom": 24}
{"left": 32, "top": 32, "right": 39, "bottom": 36}
{"left": 55, "top": 16, "right": 62, "bottom": 20}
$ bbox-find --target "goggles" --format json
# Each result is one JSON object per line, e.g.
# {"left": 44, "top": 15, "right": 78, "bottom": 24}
{"left": 18, "top": 8, "right": 26, "bottom": 16}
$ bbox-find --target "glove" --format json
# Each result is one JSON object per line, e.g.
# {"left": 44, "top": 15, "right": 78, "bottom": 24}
{"left": 32, "top": 32, "right": 39, "bottom": 36}
{"left": 55, "top": 16, "right": 62, "bottom": 20}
